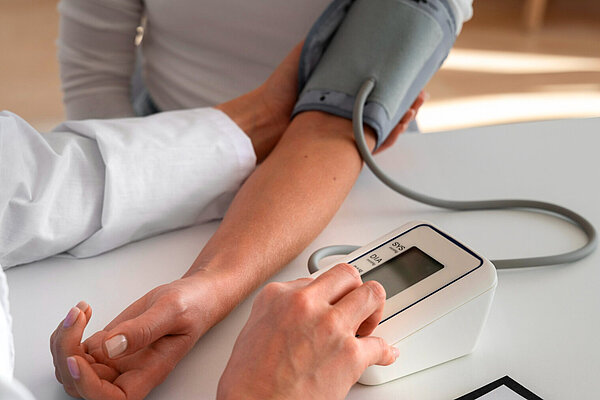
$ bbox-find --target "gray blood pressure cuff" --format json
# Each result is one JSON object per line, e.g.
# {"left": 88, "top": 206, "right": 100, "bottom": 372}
{"left": 293, "top": 0, "right": 457, "bottom": 149}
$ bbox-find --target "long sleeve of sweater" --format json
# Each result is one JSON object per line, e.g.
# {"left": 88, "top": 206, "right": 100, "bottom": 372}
{"left": 57, "top": 0, "right": 143, "bottom": 120}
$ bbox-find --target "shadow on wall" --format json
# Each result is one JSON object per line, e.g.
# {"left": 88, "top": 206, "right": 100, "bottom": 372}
{"left": 418, "top": 0, "right": 600, "bottom": 132}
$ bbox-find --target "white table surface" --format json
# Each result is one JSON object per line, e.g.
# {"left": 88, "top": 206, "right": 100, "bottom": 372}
{"left": 7, "top": 118, "right": 600, "bottom": 400}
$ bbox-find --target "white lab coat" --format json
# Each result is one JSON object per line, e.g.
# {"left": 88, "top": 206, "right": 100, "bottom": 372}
{"left": 0, "top": 267, "right": 35, "bottom": 400}
{"left": 0, "top": 108, "right": 256, "bottom": 269}
{"left": 0, "top": 108, "right": 256, "bottom": 398}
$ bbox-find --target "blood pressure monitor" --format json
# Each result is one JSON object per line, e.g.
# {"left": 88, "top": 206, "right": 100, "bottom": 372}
{"left": 299, "top": 0, "right": 595, "bottom": 384}
{"left": 310, "top": 221, "right": 497, "bottom": 385}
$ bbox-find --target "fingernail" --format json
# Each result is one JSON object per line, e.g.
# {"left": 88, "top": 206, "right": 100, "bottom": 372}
{"left": 391, "top": 346, "right": 400, "bottom": 360}
{"left": 105, "top": 335, "right": 128, "bottom": 359}
{"left": 76, "top": 301, "right": 89, "bottom": 312}
{"left": 63, "top": 307, "right": 80, "bottom": 328}
{"left": 66, "top": 357, "right": 80, "bottom": 380}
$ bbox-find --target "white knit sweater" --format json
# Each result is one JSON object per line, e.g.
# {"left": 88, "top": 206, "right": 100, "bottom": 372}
{"left": 57, "top": 0, "right": 473, "bottom": 120}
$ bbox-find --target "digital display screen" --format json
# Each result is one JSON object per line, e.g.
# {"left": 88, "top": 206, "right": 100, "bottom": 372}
{"left": 361, "top": 247, "right": 444, "bottom": 299}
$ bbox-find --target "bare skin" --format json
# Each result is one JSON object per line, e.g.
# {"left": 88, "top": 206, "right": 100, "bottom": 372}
{"left": 218, "top": 264, "right": 398, "bottom": 400}
{"left": 50, "top": 43, "right": 425, "bottom": 399}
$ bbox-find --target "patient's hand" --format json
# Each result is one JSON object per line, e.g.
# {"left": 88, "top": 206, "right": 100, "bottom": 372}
{"left": 50, "top": 273, "right": 222, "bottom": 399}
{"left": 374, "top": 90, "right": 426, "bottom": 155}
{"left": 48, "top": 45, "right": 424, "bottom": 400}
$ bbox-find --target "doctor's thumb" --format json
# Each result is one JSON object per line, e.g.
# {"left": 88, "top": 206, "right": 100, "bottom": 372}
{"left": 102, "top": 306, "right": 177, "bottom": 359}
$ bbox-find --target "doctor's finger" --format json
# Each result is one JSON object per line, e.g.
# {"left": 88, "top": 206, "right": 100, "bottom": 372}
{"left": 307, "top": 263, "right": 363, "bottom": 304}
{"left": 283, "top": 277, "right": 314, "bottom": 290}
{"left": 357, "top": 336, "right": 398, "bottom": 367}
{"left": 333, "top": 280, "right": 386, "bottom": 335}
{"left": 102, "top": 301, "right": 182, "bottom": 359}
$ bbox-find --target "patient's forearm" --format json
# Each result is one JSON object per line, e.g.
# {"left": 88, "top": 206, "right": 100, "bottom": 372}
{"left": 184, "top": 111, "right": 376, "bottom": 317}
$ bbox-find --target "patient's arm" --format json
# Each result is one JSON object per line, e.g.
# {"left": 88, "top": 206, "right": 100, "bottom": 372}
{"left": 49, "top": 63, "right": 424, "bottom": 400}
{"left": 188, "top": 110, "right": 377, "bottom": 308}
{"left": 49, "top": 103, "right": 422, "bottom": 400}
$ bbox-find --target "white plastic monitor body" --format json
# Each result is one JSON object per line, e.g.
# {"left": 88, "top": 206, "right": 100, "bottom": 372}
{"left": 311, "top": 220, "right": 497, "bottom": 385}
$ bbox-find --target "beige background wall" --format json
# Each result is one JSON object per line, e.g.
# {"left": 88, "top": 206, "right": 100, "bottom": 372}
{"left": 1, "top": 0, "right": 599, "bottom": 132}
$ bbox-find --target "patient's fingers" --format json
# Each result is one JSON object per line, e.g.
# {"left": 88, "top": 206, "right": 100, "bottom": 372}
{"left": 52, "top": 307, "right": 85, "bottom": 395}
{"left": 51, "top": 306, "right": 84, "bottom": 357}
{"left": 373, "top": 91, "right": 427, "bottom": 155}
{"left": 67, "top": 356, "right": 127, "bottom": 400}
{"left": 77, "top": 300, "right": 93, "bottom": 323}
{"left": 51, "top": 302, "right": 91, "bottom": 396}
{"left": 69, "top": 349, "right": 171, "bottom": 400}
{"left": 374, "top": 123, "right": 406, "bottom": 154}
{"left": 90, "top": 362, "right": 120, "bottom": 382}
{"left": 400, "top": 90, "right": 426, "bottom": 127}
{"left": 411, "top": 90, "right": 427, "bottom": 112}
{"left": 51, "top": 301, "right": 90, "bottom": 350}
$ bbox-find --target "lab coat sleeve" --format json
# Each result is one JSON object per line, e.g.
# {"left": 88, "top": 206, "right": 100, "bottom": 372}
{"left": 0, "top": 266, "right": 36, "bottom": 400}
{"left": 57, "top": 0, "right": 143, "bottom": 119}
{"left": 0, "top": 108, "right": 256, "bottom": 269}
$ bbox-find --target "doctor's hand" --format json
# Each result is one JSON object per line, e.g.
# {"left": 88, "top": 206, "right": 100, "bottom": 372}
{"left": 217, "top": 264, "right": 399, "bottom": 400}
{"left": 50, "top": 272, "right": 225, "bottom": 399}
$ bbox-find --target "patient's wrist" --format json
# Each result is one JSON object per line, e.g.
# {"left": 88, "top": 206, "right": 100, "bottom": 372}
{"left": 182, "top": 259, "right": 253, "bottom": 322}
